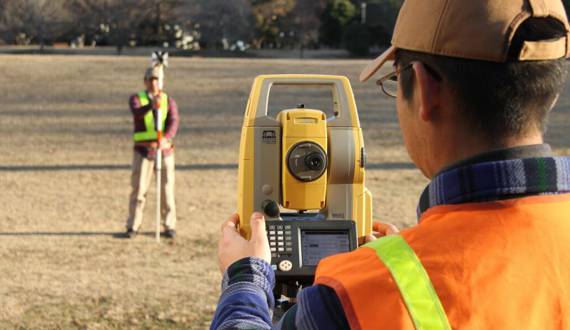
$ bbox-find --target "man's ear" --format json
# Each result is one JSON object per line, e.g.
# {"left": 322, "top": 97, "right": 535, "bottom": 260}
{"left": 413, "top": 62, "right": 441, "bottom": 122}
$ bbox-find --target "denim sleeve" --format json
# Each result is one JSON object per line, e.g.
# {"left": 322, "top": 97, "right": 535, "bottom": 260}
{"left": 210, "top": 257, "right": 275, "bottom": 330}
{"left": 210, "top": 258, "right": 348, "bottom": 330}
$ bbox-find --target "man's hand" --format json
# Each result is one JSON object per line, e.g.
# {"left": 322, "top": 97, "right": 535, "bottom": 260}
{"left": 218, "top": 212, "right": 271, "bottom": 274}
{"left": 160, "top": 139, "right": 172, "bottom": 149}
{"left": 364, "top": 221, "right": 399, "bottom": 243}
{"left": 152, "top": 93, "right": 162, "bottom": 109}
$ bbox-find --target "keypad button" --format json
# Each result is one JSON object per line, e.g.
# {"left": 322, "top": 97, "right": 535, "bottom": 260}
{"left": 284, "top": 225, "right": 291, "bottom": 230}
{"left": 270, "top": 236, "right": 276, "bottom": 241}
{"left": 269, "top": 231, "right": 276, "bottom": 235}
{"left": 285, "top": 231, "right": 292, "bottom": 236}
{"left": 272, "top": 253, "right": 277, "bottom": 258}
{"left": 278, "top": 248, "right": 284, "bottom": 252}
{"left": 285, "top": 248, "right": 293, "bottom": 252}
{"left": 277, "top": 230, "right": 284, "bottom": 235}
{"left": 278, "top": 260, "right": 293, "bottom": 272}
{"left": 269, "top": 225, "right": 276, "bottom": 230}
{"left": 270, "top": 242, "right": 276, "bottom": 246}
{"left": 270, "top": 247, "right": 276, "bottom": 252}
{"left": 278, "top": 242, "right": 284, "bottom": 246}
{"left": 277, "top": 225, "right": 284, "bottom": 230}
{"left": 278, "top": 236, "right": 284, "bottom": 241}
{"left": 285, "top": 236, "right": 292, "bottom": 241}
{"left": 285, "top": 242, "right": 292, "bottom": 247}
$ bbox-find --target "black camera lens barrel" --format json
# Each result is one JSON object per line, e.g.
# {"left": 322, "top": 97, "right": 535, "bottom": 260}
{"left": 304, "top": 152, "right": 325, "bottom": 171}
{"left": 286, "top": 141, "right": 327, "bottom": 182}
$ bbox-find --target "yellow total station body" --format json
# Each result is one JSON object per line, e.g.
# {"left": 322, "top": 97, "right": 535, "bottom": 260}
{"left": 278, "top": 109, "right": 328, "bottom": 210}
{"left": 237, "top": 74, "right": 373, "bottom": 240}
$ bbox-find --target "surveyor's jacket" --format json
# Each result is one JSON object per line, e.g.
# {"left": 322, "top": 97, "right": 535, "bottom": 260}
{"left": 210, "top": 145, "right": 570, "bottom": 330}
{"left": 316, "top": 193, "right": 570, "bottom": 329}
{"left": 129, "top": 90, "right": 179, "bottom": 158}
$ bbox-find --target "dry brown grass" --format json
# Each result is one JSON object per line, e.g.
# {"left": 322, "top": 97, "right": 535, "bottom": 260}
{"left": 0, "top": 55, "right": 569, "bottom": 329}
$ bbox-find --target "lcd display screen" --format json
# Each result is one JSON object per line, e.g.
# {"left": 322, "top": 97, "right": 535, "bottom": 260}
{"left": 300, "top": 230, "right": 350, "bottom": 266}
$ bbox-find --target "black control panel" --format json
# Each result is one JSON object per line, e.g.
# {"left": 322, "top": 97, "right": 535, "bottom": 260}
{"left": 265, "top": 220, "right": 357, "bottom": 282}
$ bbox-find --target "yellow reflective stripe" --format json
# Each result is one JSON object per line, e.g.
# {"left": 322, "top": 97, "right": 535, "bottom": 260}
{"left": 158, "top": 93, "right": 168, "bottom": 132}
{"left": 138, "top": 91, "right": 150, "bottom": 106}
{"left": 364, "top": 235, "right": 451, "bottom": 330}
{"left": 134, "top": 129, "right": 157, "bottom": 142}
{"left": 133, "top": 91, "right": 168, "bottom": 142}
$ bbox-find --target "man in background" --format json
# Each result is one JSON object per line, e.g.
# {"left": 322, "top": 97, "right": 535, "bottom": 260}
{"left": 125, "top": 66, "right": 179, "bottom": 239}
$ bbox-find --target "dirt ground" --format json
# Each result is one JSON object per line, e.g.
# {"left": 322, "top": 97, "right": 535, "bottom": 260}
{"left": 0, "top": 55, "right": 569, "bottom": 329}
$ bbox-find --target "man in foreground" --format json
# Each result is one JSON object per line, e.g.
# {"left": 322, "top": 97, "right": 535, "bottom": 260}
{"left": 212, "top": 0, "right": 570, "bottom": 328}
{"left": 125, "top": 67, "right": 179, "bottom": 239}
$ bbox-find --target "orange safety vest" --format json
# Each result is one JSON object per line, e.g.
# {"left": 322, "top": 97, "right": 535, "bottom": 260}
{"left": 315, "top": 194, "right": 570, "bottom": 330}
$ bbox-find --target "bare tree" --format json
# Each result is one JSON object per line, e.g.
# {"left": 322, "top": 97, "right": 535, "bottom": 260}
{"left": 290, "top": 0, "right": 327, "bottom": 53}
{"left": 364, "top": 0, "right": 403, "bottom": 46}
{"left": 251, "top": 0, "right": 296, "bottom": 49}
{"left": 141, "top": 0, "right": 189, "bottom": 47}
{"left": 66, "top": 0, "right": 156, "bottom": 53}
{"left": 184, "top": 0, "right": 254, "bottom": 49}
{"left": 0, "top": 0, "right": 70, "bottom": 50}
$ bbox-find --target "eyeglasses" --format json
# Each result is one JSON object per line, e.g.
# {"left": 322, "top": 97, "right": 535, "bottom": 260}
{"left": 375, "top": 63, "right": 413, "bottom": 98}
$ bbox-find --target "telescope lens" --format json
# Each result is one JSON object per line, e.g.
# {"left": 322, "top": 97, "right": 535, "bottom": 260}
{"left": 287, "top": 142, "right": 327, "bottom": 182}
{"left": 305, "top": 152, "right": 325, "bottom": 171}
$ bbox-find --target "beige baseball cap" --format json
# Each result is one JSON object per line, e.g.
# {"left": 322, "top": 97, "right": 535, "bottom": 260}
{"left": 360, "top": 0, "right": 570, "bottom": 82}
{"left": 144, "top": 66, "right": 163, "bottom": 80}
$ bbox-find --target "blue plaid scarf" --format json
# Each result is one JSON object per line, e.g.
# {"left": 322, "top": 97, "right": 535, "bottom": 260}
{"left": 417, "top": 156, "right": 570, "bottom": 218}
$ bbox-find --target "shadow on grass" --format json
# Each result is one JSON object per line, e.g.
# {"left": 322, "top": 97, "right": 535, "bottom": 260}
{"left": 0, "top": 231, "right": 125, "bottom": 238}
{"left": 0, "top": 162, "right": 415, "bottom": 172}
{"left": 0, "top": 163, "right": 236, "bottom": 172}
{"left": 0, "top": 231, "right": 185, "bottom": 241}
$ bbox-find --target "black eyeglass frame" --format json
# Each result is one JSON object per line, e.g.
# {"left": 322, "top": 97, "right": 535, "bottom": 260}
{"left": 375, "top": 62, "right": 443, "bottom": 98}
{"left": 375, "top": 63, "right": 413, "bottom": 98}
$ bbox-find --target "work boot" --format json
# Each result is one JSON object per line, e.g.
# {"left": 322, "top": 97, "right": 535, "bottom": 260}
{"left": 126, "top": 228, "right": 137, "bottom": 239}
{"left": 164, "top": 229, "right": 176, "bottom": 239}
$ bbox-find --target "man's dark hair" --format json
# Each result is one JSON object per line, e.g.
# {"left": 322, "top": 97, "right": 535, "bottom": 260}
{"left": 395, "top": 18, "right": 568, "bottom": 143}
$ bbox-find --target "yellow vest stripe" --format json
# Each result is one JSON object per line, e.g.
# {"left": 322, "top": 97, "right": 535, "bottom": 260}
{"left": 364, "top": 235, "right": 451, "bottom": 330}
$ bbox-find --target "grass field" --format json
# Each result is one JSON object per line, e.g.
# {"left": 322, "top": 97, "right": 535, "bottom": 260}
{"left": 1, "top": 55, "right": 569, "bottom": 329}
